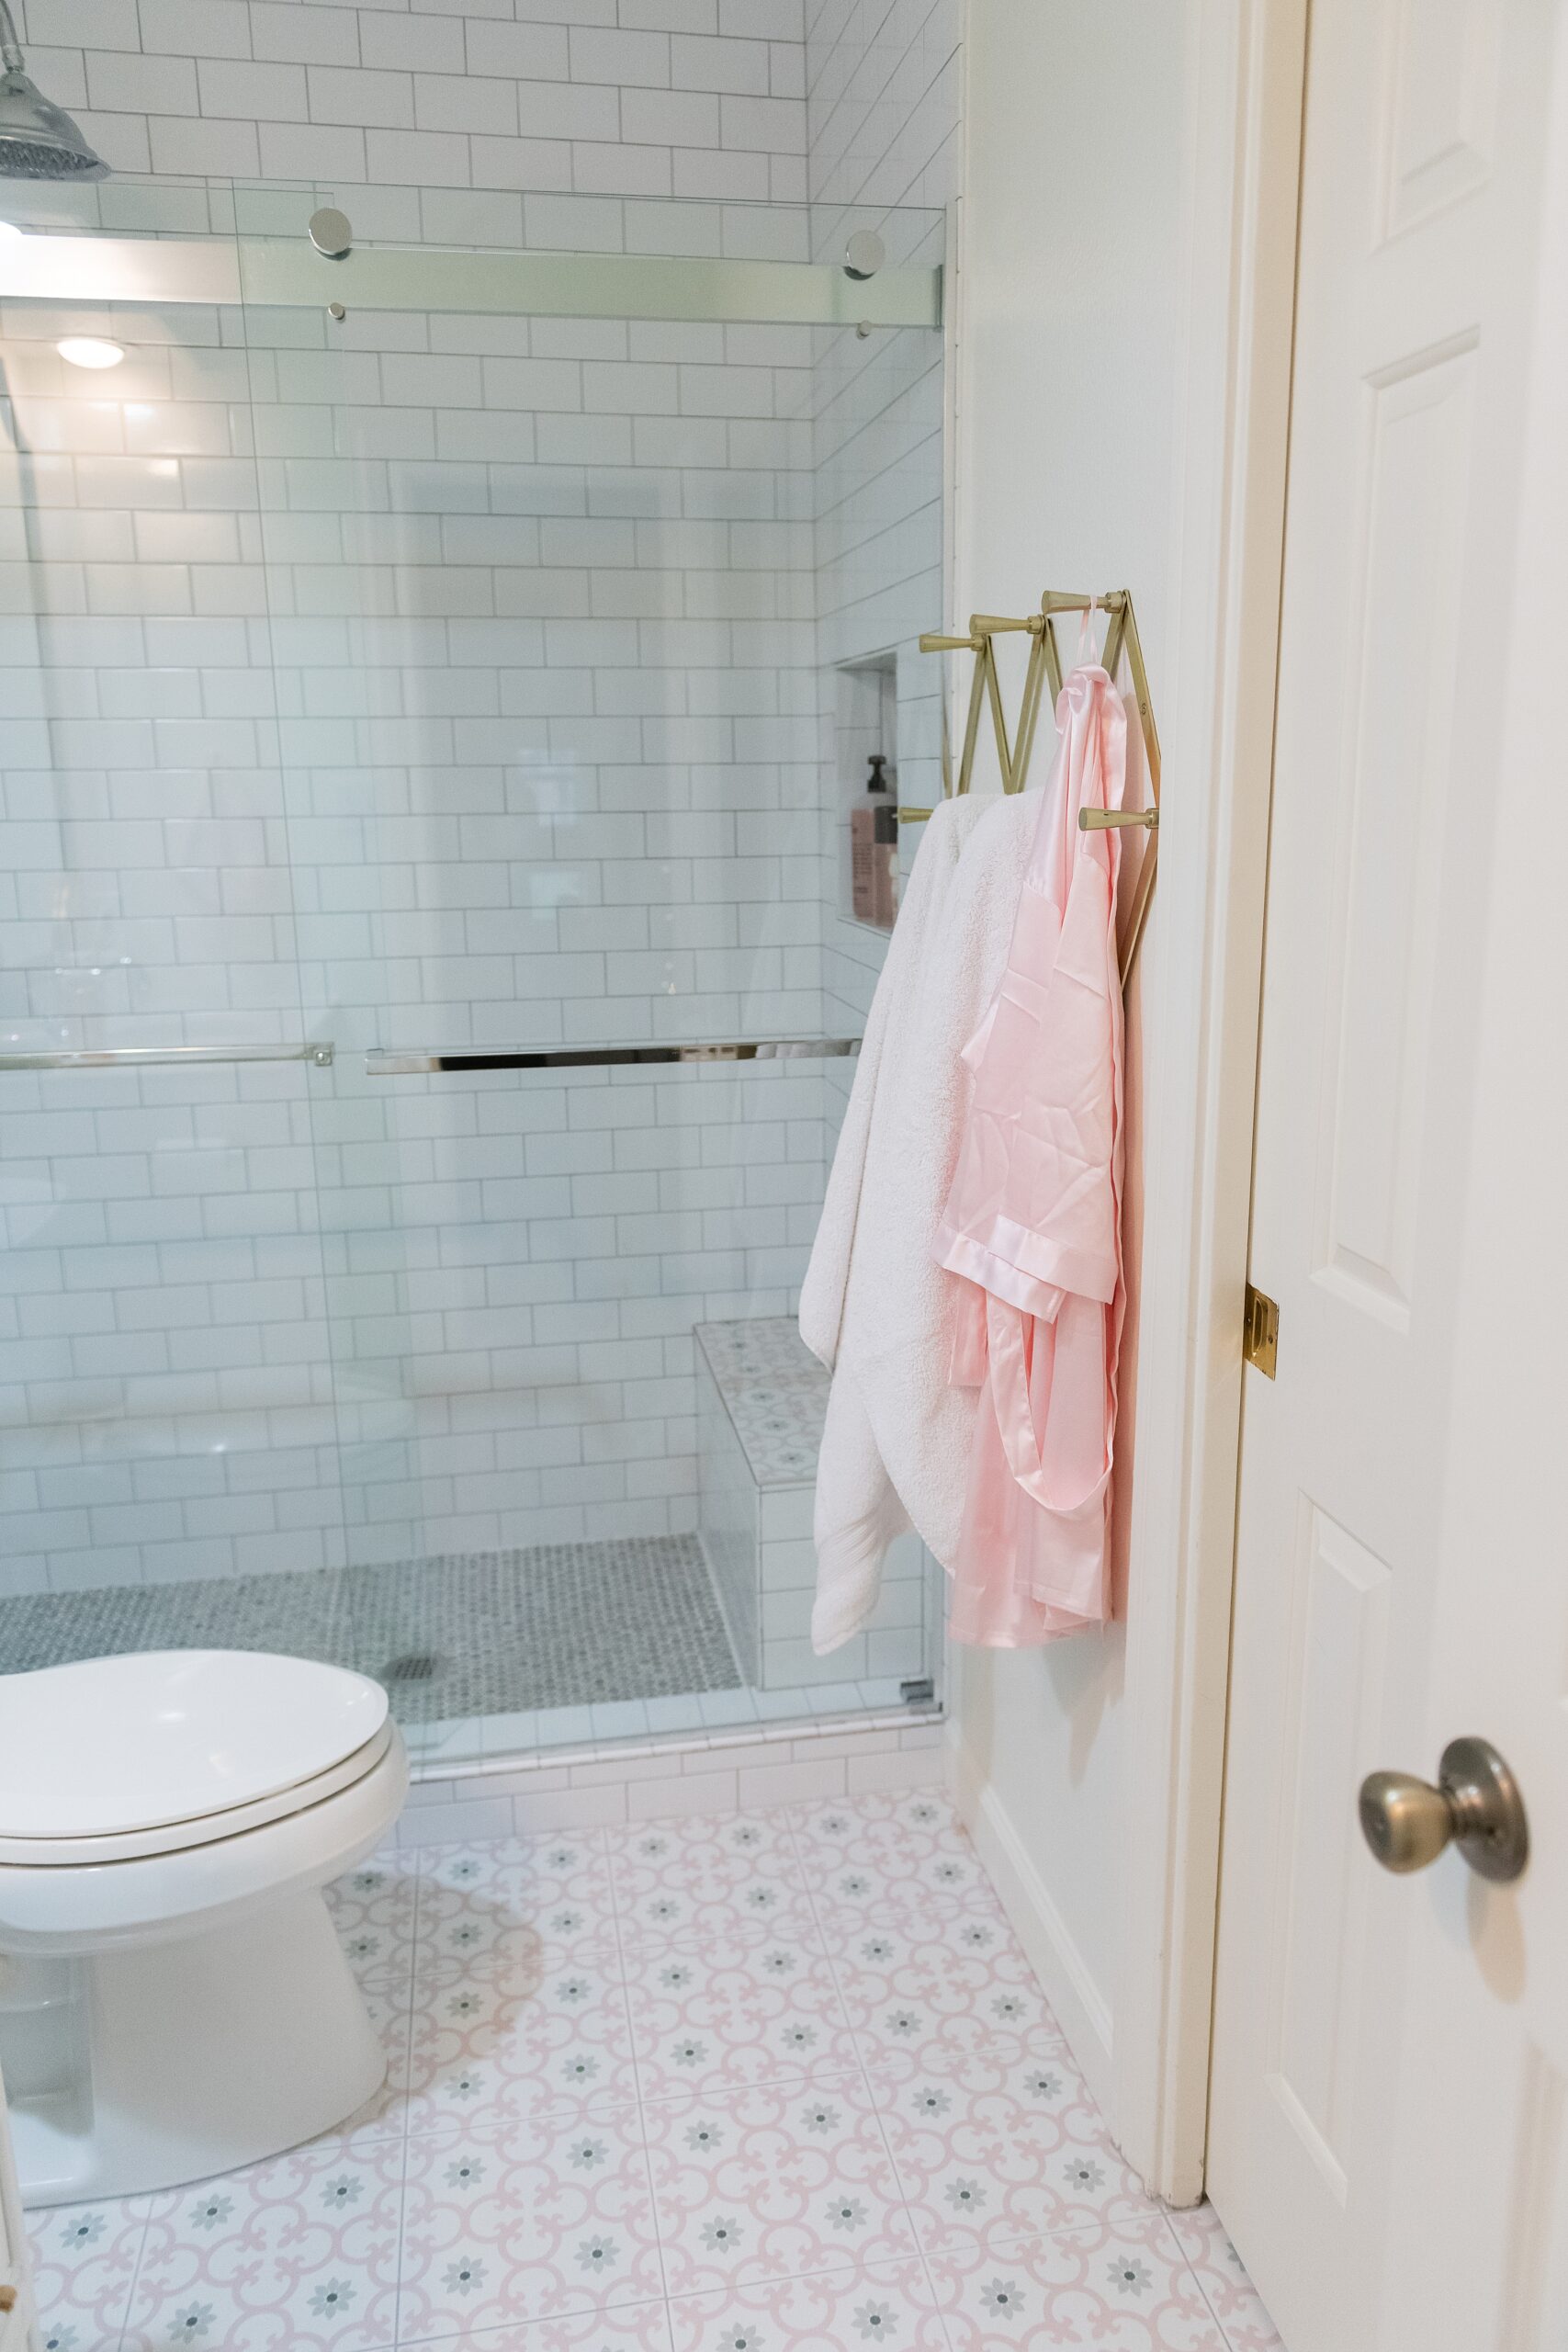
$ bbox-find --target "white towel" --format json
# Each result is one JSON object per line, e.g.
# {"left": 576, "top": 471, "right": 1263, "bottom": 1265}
{"left": 800, "top": 790, "right": 1039, "bottom": 1652}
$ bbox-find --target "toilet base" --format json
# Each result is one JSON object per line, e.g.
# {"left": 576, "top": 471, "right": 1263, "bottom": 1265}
{"left": 3, "top": 1891, "right": 388, "bottom": 2206}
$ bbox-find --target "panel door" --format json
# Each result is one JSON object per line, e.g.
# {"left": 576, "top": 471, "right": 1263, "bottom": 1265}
{"left": 1207, "top": 1, "right": 1568, "bottom": 2345}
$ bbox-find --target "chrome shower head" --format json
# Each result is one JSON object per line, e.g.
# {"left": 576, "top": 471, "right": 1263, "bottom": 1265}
{"left": 0, "top": 1, "right": 107, "bottom": 180}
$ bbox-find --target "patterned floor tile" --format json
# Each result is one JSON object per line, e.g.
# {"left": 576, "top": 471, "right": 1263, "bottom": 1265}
{"left": 663, "top": 2254, "right": 946, "bottom": 2352}
{"left": 640, "top": 2076, "right": 916, "bottom": 2298}
{"left": 327, "top": 1853, "right": 421, "bottom": 2000}
{"left": 26, "top": 2195, "right": 146, "bottom": 2352}
{"left": 924, "top": 2215, "right": 1228, "bottom": 2350}
{"left": 409, "top": 2305, "right": 674, "bottom": 2352}
{"left": 624, "top": 1936, "right": 859, "bottom": 2104}
{"left": 397, "top": 1933, "right": 638, "bottom": 2132}
{"left": 608, "top": 1816, "right": 820, "bottom": 1958}
{"left": 26, "top": 1794, "right": 1283, "bottom": 2352}
{"left": 871, "top": 2050, "right": 1156, "bottom": 2256}
{"left": 1162, "top": 2205, "right": 1284, "bottom": 2350}
{"left": 124, "top": 2137, "right": 404, "bottom": 2352}
{"left": 302, "top": 1990, "right": 421, "bottom": 2156}
{"left": 790, "top": 1792, "right": 968, "bottom": 1850}
{"left": 413, "top": 1833, "right": 616, "bottom": 1987}
{"left": 393, "top": 2109, "right": 662, "bottom": 2341}
{"left": 415, "top": 1834, "right": 620, "bottom": 1966}
{"left": 829, "top": 1914, "right": 1064, "bottom": 2080}
{"left": 786, "top": 1803, "right": 1001, "bottom": 1939}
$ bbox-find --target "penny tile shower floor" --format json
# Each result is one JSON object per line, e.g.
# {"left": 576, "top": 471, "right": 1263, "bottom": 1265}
{"left": 31, "top": 1791, "right": 1280, "bottom": 2352}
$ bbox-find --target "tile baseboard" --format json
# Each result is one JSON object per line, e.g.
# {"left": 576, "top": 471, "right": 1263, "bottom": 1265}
{"left": 398, "top": 1707, "right": 946, "bottom": 1838}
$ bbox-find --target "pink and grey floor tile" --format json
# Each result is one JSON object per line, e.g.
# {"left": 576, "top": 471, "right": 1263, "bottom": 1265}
{"left": 29, "top": 1789, "right": 1281, "bottom": 2352}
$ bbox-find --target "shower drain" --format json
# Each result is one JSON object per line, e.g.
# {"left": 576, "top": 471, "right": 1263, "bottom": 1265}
{"left": 379, "top": 1650, "right": 444, "bottom": 1685}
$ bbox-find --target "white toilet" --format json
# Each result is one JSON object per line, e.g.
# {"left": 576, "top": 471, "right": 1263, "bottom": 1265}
{"left": 0, "top": 1649, "right": 408, "bottom": 2208}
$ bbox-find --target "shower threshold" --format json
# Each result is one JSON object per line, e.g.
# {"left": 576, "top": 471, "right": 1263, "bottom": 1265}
{"left": 401, "top": 1671, "right": 936, "bottom": 1775}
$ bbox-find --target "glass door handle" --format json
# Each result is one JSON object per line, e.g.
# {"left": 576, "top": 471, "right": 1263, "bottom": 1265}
{"left": 1359, "top": 1736, "right": 1529, "bottom": 1883}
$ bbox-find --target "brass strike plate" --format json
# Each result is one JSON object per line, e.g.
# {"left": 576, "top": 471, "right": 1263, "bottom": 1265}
{"left": 1243, "top": 1283, "right": 1279, "bottom": 1378}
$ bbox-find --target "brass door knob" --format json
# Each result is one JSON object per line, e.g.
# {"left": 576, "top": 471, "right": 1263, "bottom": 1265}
{"left": 1359, "top": 1736, "right": 1529, "bottom": 1883}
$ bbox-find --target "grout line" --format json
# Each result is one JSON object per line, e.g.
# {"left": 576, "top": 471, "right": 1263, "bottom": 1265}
{"left": 631, "top": 2057, "right": 865, "bottom": 2124}
{"left": 599, "top": 1820, "right": 651, "bottom": 2119}
{"left": 597, "top": 1824, "right": 674, "bottom": 2338}
{"left": 382, "top": 1843, "right": 429, "bottom": 2344}
{"left": 107, "top": 2204, "right": 153, "bottom": 2352}
{"left": 1156, "top": 2207, "right": 1243, "bottom": 2352}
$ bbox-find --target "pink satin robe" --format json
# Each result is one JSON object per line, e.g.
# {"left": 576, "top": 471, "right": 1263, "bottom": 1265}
{"left": 935, "top": 665, "right": 1128, "bottom": 1644}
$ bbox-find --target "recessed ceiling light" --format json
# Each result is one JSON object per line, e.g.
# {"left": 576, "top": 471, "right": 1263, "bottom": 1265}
{"left": 57, "top": 335, "right": 124, "bottom": 369}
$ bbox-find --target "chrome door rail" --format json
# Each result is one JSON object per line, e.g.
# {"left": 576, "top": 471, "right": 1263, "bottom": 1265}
{"left": 366, "top": 1037, "right": 861, "bottom": 1076}
{"left": 0, "top": 1043, "right": 334, "bottom": 1070}
{"left": 0, "top": 235, "right": 942, "bottom": 330}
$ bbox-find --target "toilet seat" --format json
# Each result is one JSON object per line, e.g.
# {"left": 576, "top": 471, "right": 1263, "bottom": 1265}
{"left": 0, "top": 1718, "right": 407, "bottom": 1960}
{"left": 0, "top": 1651, "right": 390, "bottom": 1862}
{"left": 0, "top": 1722, "right": 395, "bottom": 1867}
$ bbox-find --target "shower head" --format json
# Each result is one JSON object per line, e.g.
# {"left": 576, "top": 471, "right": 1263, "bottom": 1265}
{"left": 0, "top": 1, "right": 107, "bottom": 180}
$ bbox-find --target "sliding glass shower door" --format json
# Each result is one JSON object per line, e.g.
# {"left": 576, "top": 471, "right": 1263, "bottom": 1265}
{"left": 0, "top": 180, "right": 948, "bottom": 1762}
{"left": 0, "top": 198, "right": 354, "bottom": 1668}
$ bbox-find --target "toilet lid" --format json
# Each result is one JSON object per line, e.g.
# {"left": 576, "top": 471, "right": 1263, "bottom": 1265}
{"left": 0, "top": 1651, "right": 390, "bottom": 1840}
{"left": 0, "top": 1723, "right": 399, "bottom": 1866}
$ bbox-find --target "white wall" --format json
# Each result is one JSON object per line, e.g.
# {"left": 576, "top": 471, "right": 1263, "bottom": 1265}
{"left": 947, "top": 0, "right": 1190, "bottom": 2119}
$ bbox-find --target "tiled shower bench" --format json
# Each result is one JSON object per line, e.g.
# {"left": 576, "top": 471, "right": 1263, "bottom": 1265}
{"left": 694, "top": 1317, "right": 931, "bottom": 1691}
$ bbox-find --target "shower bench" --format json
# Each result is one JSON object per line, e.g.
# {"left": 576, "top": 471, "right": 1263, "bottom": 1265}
{"left": 694, "top": 1318, "right": 928, "bottom": 1691}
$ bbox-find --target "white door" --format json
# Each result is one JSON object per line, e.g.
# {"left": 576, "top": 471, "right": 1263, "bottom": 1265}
{"left": 1207, "top": 2, "right": 1568, "bottom": 2347}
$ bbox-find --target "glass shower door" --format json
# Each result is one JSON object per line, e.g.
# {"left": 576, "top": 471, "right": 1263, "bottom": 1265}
{"left": 0, "top": 181, "right": 948, "bottom": 1758}
{"left": 244, "top": 192, "right": 948, "bottom": 1761}
{"left": 0, "top": 190, "right": 355, "bottom": 1662}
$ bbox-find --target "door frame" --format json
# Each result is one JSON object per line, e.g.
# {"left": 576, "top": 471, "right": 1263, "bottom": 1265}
{"left": 0, "top": 2064, "right": 36, "bottom": 2352}
{"left": 1110, "top": 0, "right": 1307, "bottom": 2202}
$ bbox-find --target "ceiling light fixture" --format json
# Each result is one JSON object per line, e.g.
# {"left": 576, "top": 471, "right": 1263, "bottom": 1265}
{"left": 56, "top": 335, "right": 123, "bottom": 368}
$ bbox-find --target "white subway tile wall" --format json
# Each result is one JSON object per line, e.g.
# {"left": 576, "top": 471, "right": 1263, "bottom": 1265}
{"left": 0, "top": 0, "right": 961, "bottom": 1723}
{"left": 14, "top": 0, "right": 813, "bottom": 205}
{"left": 0, "top": 282, "right": 858, "bottom": 1589}
{"left": 806, "top": 0, "right": 958, "bottom": 1133}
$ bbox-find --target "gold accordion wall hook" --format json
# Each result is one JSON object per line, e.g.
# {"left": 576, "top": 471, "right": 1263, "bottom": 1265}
{"left": 1074, "top": 587, "right": 1160, "bottom": 982}
{"left": 916, "top": 617, "right": 1017, "bottom": 801}
{"left": 909, "top": 587, "right": 1161, "bottom": 982}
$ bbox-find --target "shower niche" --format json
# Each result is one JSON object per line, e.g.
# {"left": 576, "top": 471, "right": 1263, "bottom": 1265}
{"left": 837, "top": 652, "right": 902, "bottom": 933}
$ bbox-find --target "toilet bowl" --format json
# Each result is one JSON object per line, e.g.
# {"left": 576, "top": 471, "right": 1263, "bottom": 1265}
{"left": 0, "top": 1650, "right": 408, "bottom": 2207}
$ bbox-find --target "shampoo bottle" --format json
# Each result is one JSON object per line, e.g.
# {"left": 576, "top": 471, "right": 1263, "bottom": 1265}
{"left": 851, "top": 752, "right": 897, "bottom": 926}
